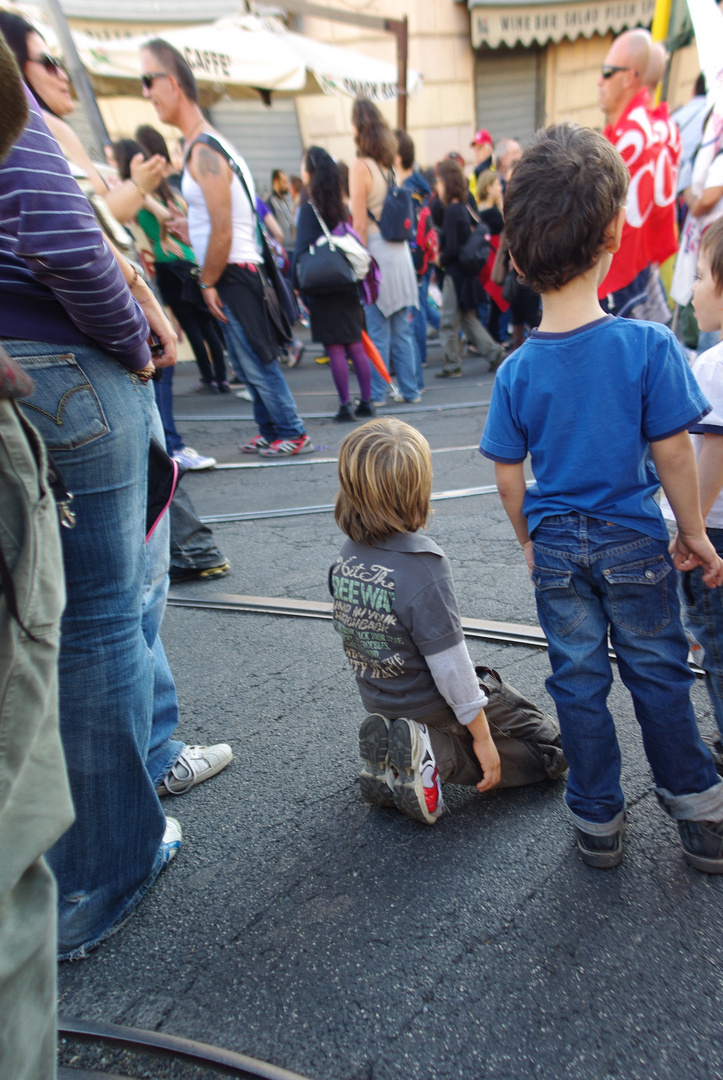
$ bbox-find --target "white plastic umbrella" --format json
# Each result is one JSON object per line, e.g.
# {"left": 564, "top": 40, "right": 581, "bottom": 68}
{"left": 71, "top": 14, "right": 420, "bottom": 103}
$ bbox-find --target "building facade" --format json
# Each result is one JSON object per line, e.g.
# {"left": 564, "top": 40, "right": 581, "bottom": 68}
{"left": 5, "top": 0, "right": 702, "bottom": 185}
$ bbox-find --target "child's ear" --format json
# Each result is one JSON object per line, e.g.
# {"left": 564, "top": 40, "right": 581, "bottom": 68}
{"left": 604, "top": 206, "right": 626, "bottom": 254}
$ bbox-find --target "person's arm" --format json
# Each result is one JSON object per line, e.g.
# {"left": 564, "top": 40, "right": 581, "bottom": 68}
{"left": 425, "top": 643, "right": 500, "bottom": 792}
{"left": 186, "top": 141, "right": 234, "bottom": 323}
{"left": 349, "top": 157, "right": 372, "bottom": 246}
{"left": 651, "top": 430, "right": 723, "bottom": 585}
{"left": 698, "top": 432, "right": 723, "bottom": 519}
{"left": 495, "top": 461, "right": 534, "bottom": 573}
{"left": 684, "top": 184, "right": 723, "bottom": 217}
{"left": 2, "top": 104, "right": 151, "bottom": 370}
{"left": 467, "top": 710, "right": 501, "bottom": 793}
{"left": 263, "top": 211, "right": 284, "bottom": 245}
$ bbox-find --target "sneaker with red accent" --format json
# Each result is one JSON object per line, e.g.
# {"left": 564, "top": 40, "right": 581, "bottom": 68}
{"left": 388, "top": 719, "right": 444, "bottom": 824}
{"left": 258, "top": 434, "right": 314, "bottom": 457}
{"left": 239, "top": 433, "right": 270, "bottom": 454}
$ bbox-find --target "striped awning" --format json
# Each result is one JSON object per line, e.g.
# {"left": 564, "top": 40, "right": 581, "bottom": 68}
{"left": 468, "top": 0, "right": 655, "bottom": 48}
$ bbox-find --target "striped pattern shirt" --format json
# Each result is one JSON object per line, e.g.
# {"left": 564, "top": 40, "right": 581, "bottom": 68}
{"left": 0, "top": 93, "right": 149, "bottom": 370}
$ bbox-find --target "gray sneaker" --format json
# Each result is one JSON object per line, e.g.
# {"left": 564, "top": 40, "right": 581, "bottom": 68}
{"left": 156, "top": 744, "right": 233, "bottom": 796}
{"left": 575, "top": 817, "right": 626, "bottom": 868}
{"left": 702, "top": 735, "right": 723, "bottom": 777}
{"left": 388, "top": 719, "right": 444, "bottom": 825}
{"left": 678, "top": 819, "right": 723, "bottom": 873}
{"left": 358, "top": 714, "right": 395, "bottom": 807}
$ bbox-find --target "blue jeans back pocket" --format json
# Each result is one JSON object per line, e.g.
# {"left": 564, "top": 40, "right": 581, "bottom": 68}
{"left": 19, "top": 353, "right": 109, "bottom": 451}
{"left": 603, "top": 555, "right": 671, "bottom": 636}
{"left": 532, "top": 567, "right": 586, "bottom": 636}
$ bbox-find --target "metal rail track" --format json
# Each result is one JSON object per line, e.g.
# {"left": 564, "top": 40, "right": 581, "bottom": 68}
{"left": 58, "top": 1016, "right": 312, "bottom": 1079}
{"left": 212, "top": 443, "right": 480, "bottom": 470}
{"left": 175, "top": 399, "right": 491, "bottom": 423}
{"left": 199, "top": 482, "right": 520, "bottom": 524}
{"left": 166, "top": 591, "right": 704, "bottom": 675}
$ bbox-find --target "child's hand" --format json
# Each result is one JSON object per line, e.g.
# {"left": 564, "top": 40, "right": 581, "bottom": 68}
{"left": 473, "top": 733, "right": 501, "bottom": 793}
{"left": 522, "top": 539, "right": 534, "bottom": 575}
{"left": 672, "top": 531, "right": 723, "bottom": 588}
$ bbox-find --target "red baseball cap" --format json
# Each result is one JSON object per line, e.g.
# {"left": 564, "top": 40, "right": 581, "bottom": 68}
{"left": 471, "top": 129, "right": 493, "bottom": 147}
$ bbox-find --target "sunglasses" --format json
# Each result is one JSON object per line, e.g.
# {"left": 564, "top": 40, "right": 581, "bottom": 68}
{"left": 601, "top": 65, "right": 630, "bottom": 79}
{"left": 141, "top": 72, "right": 170, "bottom": 91}
{"left": 28, "top": 53, "right": 64, "bottom": 76}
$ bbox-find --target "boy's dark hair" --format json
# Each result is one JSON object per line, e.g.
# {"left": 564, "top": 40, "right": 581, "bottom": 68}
{"left": 144, "top": 39, "right": 198, "bottom": 104}
{"left": 335, "top": 418, "right": 432, "bottom": 545}
{"left": 504, "top": 123, "right": 628, "bottom": 294}
{"left": 436, "top": 158, "right": 467, "bottom": 205}
{"left": 395, "top": 129, "right": 415, "bottom": 171}
{"left": 700, "top": 216, "right": 723, "bottom": 291}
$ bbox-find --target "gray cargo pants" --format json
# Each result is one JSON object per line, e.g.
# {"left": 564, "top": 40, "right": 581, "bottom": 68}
{"left": 418, "top": 666, "right": 567, "bottom": 788}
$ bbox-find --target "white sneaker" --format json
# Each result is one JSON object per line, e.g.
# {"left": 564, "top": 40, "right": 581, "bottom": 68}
{"left": 160, "top": 815, "right": 183, "bottom": 864}
{"left": 235, "top": 386, "right": 253, "bottom": 401}
{"left": 156, "top": 743, "right": 233, "bottom": 796}
{"left": 172, "top": 447, "right": 217, "bottom": 471}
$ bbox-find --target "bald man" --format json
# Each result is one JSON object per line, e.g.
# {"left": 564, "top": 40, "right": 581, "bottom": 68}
{"left": 636, "top": 41, "right": 682, "bottom": 324}
{"left": 598, "top": 29, "right": 676, "bottom": 317}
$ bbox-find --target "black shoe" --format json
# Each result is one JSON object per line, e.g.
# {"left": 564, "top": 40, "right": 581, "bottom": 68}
{"left": 169, "top": 560, "right": 231, "bottom": 584}
{"left": 354, "top": 399, "right": 377, "bottom": 418}
{"left": 334, "top": 402, "right": 356, "bottom": 423}
{"left": 678, "top": 819, "right": 723, "bottom": 873}
{"left": 435, "top": 367, "right": 462, "bottom": 378}
{"left": 575, "top": 817, "right": 626, "bottom": 868}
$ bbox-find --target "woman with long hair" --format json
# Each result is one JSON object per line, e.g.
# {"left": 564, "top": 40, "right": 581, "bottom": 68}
{"left": 0, "top": 9, "right": 164, "bottom": 225}
{"left": 127, "top": 129, "right": 230, "bottom": 395}
{"left": 349, "top": 98, "right": 421, "bottom": 405}
{"left": 293, "top": 146, "right": 374, "bottom": 421}
{"left": 435, "top": 158, "right": 503, "bottom": 377}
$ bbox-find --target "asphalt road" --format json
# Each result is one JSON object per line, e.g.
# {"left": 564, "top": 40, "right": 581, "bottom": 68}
{"left": 58, "top": 337, "right": 723, "bottom": 1080}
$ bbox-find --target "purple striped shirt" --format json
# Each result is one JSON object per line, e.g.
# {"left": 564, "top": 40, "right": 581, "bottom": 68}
{"left": 0, "top": 92, "right": 150, "bottom": 370}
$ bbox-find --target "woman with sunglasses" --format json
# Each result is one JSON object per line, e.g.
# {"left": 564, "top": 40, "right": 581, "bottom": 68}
{"left": 0, "top": 9, "right": 164, "bottom": 226}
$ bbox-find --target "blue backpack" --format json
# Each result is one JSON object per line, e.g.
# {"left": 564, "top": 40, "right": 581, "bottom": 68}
{"left": 368, "top": 165, "right": 415, "bottom": 243}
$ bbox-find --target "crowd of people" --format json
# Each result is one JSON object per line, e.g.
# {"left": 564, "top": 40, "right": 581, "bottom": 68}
{"left": 5, "top": 10, "right": 723, "bottom": 1079}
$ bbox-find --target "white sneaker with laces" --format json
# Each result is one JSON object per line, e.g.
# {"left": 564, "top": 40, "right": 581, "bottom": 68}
{"left": 172, "top": 447, "right": 217, "bottom": 471}
{"left": 160, "top": 815, "right": 183, "bottom": 864}
{"left": 156, "top": 743, "right": 233, "bottom": 796}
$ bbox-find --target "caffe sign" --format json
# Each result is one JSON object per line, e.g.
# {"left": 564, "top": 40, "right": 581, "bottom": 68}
{"left": 470, "top": 0, "right": 655, "bottom": 48}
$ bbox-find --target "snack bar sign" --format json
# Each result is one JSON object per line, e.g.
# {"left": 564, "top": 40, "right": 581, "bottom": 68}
{"left": 471, "top": 0, "right": 655, "bottom": 48}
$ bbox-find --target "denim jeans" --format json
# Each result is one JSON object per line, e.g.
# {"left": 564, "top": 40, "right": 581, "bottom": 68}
{"left": 153, "top": 365, "right": 184, "bottom": 454}
{"left": 531, "top": 514, "right": 723, "bottom": 831}
{"left": 364, "top": 303, "right": 419, "bottom": 402}
{"left": 677, "top": 527, "right": 723, "bottom": 739}
{"left": 144, "top": 404, "right": 184, "bottom": 785}
{"left": 411, "top": 270, "right": 432, "bottom": 374}
{"left": 6, "top": 340, "right": 168, "bottom": 959}
{"left": 221, "top": 302, "right": 305, "bottom": 441}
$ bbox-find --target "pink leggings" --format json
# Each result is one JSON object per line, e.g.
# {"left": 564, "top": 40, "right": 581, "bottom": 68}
{"left": 326, "top": 342, "right": 372, "bottom": 405}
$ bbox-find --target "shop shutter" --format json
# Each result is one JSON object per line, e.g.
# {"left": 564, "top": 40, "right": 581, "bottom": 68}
{"left": 474, "top": 45, "right": 546, "bottom": 148}
{"left": 209, "top": 97, "right": 304, "bottom": 199}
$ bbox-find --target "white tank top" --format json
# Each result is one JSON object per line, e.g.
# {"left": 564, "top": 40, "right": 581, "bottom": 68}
{"left": 181, "top": 133, "right": 261, "bottom": 268}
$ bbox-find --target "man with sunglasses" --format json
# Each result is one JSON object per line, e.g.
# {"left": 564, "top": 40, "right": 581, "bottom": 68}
{"left": 597, "top": 28, "right": 678, "bottom": 319}
{"left": 140, "top": 38, "right": 313, "bottom": 458}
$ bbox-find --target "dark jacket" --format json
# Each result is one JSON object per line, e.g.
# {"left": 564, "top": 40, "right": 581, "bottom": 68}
{"left": 440, "top": 201, "right": 482, "bottom": 312}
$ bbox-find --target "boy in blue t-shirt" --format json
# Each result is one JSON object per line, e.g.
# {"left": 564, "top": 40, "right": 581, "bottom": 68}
{"left": 481, "top": 123, "right": 723, "bottom": 873}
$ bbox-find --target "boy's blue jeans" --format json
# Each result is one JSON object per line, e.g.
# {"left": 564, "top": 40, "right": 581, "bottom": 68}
{"left": 677, "top": 527, "right": 723, "bottom": 739}
{"left": 531, "top": 515, "right": 723, "bottom": 833}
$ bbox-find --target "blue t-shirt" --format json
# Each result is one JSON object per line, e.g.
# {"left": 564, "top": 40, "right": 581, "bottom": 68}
{"left": 480, "top": 316, "right": 711, "bottom": 541}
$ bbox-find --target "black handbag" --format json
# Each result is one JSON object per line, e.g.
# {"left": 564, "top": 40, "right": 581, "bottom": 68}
{"left": 459, "top": 206, "right": 492, "bottom": 278}
{"left": 188, "top": 134, "right": 298, "bottom": 344}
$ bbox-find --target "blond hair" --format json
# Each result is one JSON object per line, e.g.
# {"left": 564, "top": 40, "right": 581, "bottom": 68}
{"left": 335, "top": 418, "right": 432, "bottom": 544}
